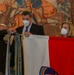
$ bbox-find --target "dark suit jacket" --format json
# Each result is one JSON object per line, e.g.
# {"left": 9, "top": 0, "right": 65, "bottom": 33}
{"left": 0, "top": 30, "right": 7, "bottom": 40}
{"left": 16, "top": 23, "right": 45, "bottom": 35}
{"left": 0, "top": 30, "right": 7, "bottom": 73}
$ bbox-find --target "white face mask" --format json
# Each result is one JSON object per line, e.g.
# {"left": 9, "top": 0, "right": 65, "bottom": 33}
{"left": 23, "top": 20, "right": 30, "bottom": 26}
{"left": 61, "top": 28, "right": 68, "bottom": 35}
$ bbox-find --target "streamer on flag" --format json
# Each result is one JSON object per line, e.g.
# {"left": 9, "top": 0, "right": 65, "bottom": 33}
{"left": 5, "top": 33, "right": 23, "bottom": 75}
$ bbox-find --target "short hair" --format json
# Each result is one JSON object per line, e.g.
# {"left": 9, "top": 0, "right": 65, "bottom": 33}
{"left": 22, "top": 11, "right": 32, "bottom": 17}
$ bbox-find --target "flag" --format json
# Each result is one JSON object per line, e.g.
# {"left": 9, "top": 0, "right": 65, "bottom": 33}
{"left": 22, "top": 35, "right": 74, "bottom": 75}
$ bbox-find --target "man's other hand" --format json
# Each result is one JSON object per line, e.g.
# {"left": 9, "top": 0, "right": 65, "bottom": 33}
{"left": 7, "top": 28, "right": 16, "bottom": 34}
{"left": 24, "top": 32, "right": 31, "bottom": 37}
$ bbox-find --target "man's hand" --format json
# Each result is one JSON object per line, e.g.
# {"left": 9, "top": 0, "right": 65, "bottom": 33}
{"left": 7, "top": 28, "right": 16, "bottom": 34}
{"left": 24, "top": 32, "right": 32, "bottom": 37}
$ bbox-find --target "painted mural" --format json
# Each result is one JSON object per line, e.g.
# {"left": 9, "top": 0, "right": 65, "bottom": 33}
{"left": 0, "top": 0, "right": 72, "bottom": 27}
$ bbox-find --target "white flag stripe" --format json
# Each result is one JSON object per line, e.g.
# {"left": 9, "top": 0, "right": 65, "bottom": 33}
{"left": 23, "top": 35, "right": 50, "bottom": 75}
{"left": 28, "top": 35, "right": 49, "bottom": 39}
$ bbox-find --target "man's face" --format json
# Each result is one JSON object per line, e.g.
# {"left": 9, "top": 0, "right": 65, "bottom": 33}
{"left": 23, "top": 15, "right": 32, "bottom": 25}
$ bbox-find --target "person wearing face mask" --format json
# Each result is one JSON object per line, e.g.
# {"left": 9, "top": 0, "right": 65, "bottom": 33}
{"left": 7, "top": 10, "right": 45, "bottom": 69}
{"left": 60, "top": 21, "right": 74, "bottom": 38}
{"left": 15, "top": 10, "right": 45, "bottom": 37}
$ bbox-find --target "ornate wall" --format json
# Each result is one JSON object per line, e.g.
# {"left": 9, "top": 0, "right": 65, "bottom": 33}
{"left": 0, "top": 0, "right": 74, "bottom": 36}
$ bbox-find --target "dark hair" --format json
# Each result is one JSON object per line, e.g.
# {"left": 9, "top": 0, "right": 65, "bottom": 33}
{"left": 22, "top": 11, "right": 32, "bottom": 17}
